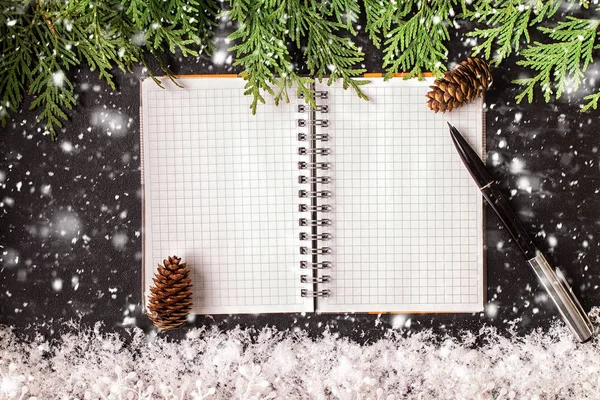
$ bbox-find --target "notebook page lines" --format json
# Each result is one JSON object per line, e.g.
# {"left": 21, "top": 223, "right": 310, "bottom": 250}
{"left": 319, "top": 78, "right": 483, "bottom": 313}
{"left": 142, "top": 78, "right": 311, "bottom": 314}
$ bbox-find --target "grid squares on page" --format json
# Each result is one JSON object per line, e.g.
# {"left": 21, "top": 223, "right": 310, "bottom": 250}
{"left": 321, "top": 79, "right": 482, "bottom": 312}
{"left": 143, "top": 81, "right": 307, "bottom": 313}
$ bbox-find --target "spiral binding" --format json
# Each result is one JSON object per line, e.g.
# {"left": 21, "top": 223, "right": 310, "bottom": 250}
{"left": 298, "top": 161, "right": 330, "bottom": 170}
{"left": 301, "top": 289, "right": 331, "bottom": 298}
{"left": 301, "top": 275, "right": 331, "bottom": 283}
{"left": 299, "top": 232, "right": 332, "bottom": 240}
{"left": 300, "top": 261, "right": 332, "bottom": 269}
{"left": 300, "top": 247, "right": 331, "bottom": 255}
{"left": 298, "top": 147, "right": 330, "bottom": 156}
{"left": 299, "top": 218, "right": 331, "bottom": 227}
{"left": 297, "top": 133, "right": 329, "bottom": 141}
{"left": 298, "top": 105, "right": 329, "bottom": 113}
{"left": 298, "top": 119, "right": 329, "bottom": 127}
{"left": 299, "top": 91, "right": 328, "bottom": 99}
{"left": 298, "top": 88, "right": 331, "bottom": 298}
{"left": 298, "top": 204, "right": 331, "bottom": 212}
{"left": 298, "top": 190, "right": 331, "bottom": 198}
{"left": 298, "top": 176, "right": 331, "bottom": 184}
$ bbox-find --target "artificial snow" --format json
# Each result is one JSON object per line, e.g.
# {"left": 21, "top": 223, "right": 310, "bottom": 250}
{"left": 0, "top": 309, "right": 599, "bottom": 399}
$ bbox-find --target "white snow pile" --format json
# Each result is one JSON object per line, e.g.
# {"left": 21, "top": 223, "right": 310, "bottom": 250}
{"left": 1, "top": 309, "right": 599, "bottom": 400}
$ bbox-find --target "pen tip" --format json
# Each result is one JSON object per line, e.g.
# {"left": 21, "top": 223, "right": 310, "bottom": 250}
{"left": 446, "top": 122, "right": 454, "bottom": 130}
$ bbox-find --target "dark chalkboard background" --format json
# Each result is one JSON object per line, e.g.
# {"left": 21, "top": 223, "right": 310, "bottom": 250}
{"left": 1, "top": 17, "right": 599, "bottom": 342}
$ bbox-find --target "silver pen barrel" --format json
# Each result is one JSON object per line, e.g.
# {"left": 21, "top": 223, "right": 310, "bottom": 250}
{"left": 527, "top": 253, "right": 594, "bottom": 342}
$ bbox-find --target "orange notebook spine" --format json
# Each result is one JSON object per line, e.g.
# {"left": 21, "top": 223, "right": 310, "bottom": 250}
{"left": 363, "top": 72, "right": 435, "bottom": 78}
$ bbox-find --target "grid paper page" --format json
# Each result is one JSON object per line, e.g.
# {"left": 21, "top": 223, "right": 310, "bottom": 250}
{"left": 141, "top": 77, "right": 312, "bottom": 314}
{"left": 318, "top": 78, "right": 484, "bottom": 313}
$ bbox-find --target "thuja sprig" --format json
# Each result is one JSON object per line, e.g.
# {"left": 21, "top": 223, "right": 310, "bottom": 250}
{"left": 227, "top": 0, "right": 367, "bottom": 114}
{"left": 462, "top": 0, "right": 563, "bottom": 65}
{"left": 365, "top": 0, "right": 456, "bottom": 79}
{"left": 514, "top": 15, "right": 600, "bottom": 105}
{"left": 288, "top": 0, "right": 368, "bottom": 99}
{"left": 0, "top": 0, "right": 218, "bottom": 139}
{"left": 227, "top": 1, "right": 315, "bottom": 114}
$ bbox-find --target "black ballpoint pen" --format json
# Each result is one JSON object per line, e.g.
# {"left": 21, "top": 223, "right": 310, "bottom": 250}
{"left": 447, "top": 122, "right": 594, "bottom": 343}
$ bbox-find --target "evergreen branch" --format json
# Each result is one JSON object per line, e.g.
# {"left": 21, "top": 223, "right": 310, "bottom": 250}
{"left": 124, "top": 0, "right": 149, "bottom": 29}
{"left": 514, "top": 17, "right": 600, "bottom": 104}
{"left": 582, "top": 89, "right": 600, "bottom": 111}
{"left": 5, "top": 0, "right": 600, "bottom": 139}
{"left": 227, "top": 0, "right": 367, "bottom": 113}
{"left": 59, "top": 2, "right": 124, "bottom": 90}
{"left": 364, "top": 0, "right": 390, "bottom": 49}
{"left": 283, "top": 0, "right": 367, "bottom": 101}
{"left": 374, "top": 1, "right": 455, "bottom": 80}
{"left": 328, "top": 0, "right": 360, "bottom": 34}
{"left": 28, "top": 12, "right": 77, "bottom": 139}
{"left": 273, "top": 75, "right": 315, "bottom": 108}
{"left": 0, "top": 0, "right": 219, "bottom": 138}
{"left": 0, "top": 2, "right": 33, "bottom": 127}
{"left": 193, "top": 0, "right": 220, "bottom": 55}
{"left": 227, "top": 0, "right": 315, "bottom": 114}
{"left": 299, "top": 2, "right": 368, "bottom": 99}
{"left": 462, "top": 0, "right": 565, "bottom": 65}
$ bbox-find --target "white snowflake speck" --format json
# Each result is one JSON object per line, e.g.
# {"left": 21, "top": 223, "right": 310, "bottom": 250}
{"left": 212, "top": 50, "right": 228, "bottom": 65}
{"left": 90, "top": 109, "right": 128, "bottom": 138}
{"left": 517, "top": 176, "right": 532, "bottom": 193}
{"left": 40, "top": 184, "right": 51, "bottom": 196}
{"left": 111, "top": 232, "right": 128, "bottom": 250}
{"left": 52, "top": 211, "right": 81, "bottom": 239}
{"left": 52, "top": 278, "right": 63, "bottom": 292}
{"left": 485, "top": 302, "right": 498, "bottom": 318}
{"left": 60, "top": 141, "right": 73, "bottom": 153}
{"left": 509, "top": 158, "right": 524, "bottom": 174}
{"left": 390, "top": 314, "right": 407, "bottom": 329}
{"left": 513, "top": 112, "right": 523, "bottom": 123}
{"left": 1, "top": 248, "right": 20, "bottom": 268}
{"left": 2, "top": 197, "right": 14, "bottom": 207}
{"left": 52, "top": 71, "right": 66, "bottom": 87}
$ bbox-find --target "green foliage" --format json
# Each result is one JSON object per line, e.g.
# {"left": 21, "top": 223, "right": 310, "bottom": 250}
{"left": 365, "top": 0, "right": 456, "bottom": 79}
{"left": 513, "top": 16, "right": 600, "bottom": 104}
{"left": 4, "top": 0, "right": 600, "bottom": 139}
{"left": 300, "top": 2, "right": 368, "bottom": 99}
{"left": 462, "top": 0, "right": 563, "bottom": 65}
{"left": 462, "top": 0, "right": 600, "bottom": 111}
{"left": 582, "top": 90, "right": 600, "bottom": 111}
{"left": 226, "top": 1, "right": 315, "bottom": 114}
{"left": 227, "top": 0, "right": 367, "bottom": 114}
{"left": 0, "top": 0, "right": 218, "bottom": 139}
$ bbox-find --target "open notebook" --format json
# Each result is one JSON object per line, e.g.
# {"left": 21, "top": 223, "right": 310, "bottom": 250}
{"left": 141, "top": 76, "right": 485, "bottom": 314}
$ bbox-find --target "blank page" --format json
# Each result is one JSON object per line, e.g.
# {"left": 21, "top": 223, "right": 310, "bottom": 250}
{"left": 318, "top": 78, "right": 484, "bottom": 313}
{"left": 141, "top": 77, "right": 312, "bottom": 314}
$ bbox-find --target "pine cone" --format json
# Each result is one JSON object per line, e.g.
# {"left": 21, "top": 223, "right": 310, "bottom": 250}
{"left": 426, "top": 57, "right": 493, "bottom": 113}
{"left": 147, "top": 256, "right": 193, "bottom": 330}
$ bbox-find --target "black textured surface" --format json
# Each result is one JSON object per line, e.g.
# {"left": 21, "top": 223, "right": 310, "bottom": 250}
{"left": 1, "top": 21, "right": 599, "bottom": 343}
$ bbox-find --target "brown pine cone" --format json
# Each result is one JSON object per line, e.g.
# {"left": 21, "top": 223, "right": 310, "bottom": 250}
{"left": 147, "top": 256, "right": 193, "bottom": 330}
{"left": 426, "top": 57, "right": 493, "bottom": 113}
